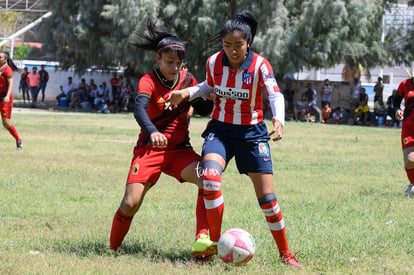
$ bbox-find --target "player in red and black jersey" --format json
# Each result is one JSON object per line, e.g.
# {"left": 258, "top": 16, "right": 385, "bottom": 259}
{"left": 394, "top": 77, "right": 414, "bottom": 197}
{"left": 0, "top": 51, "right": 22, "bottom": 149}
{"left": 109, "top": 18, "right": 213, "bottom": 262}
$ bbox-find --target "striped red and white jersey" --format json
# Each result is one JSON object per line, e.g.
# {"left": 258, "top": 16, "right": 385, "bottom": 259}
{"left": 205, "top": 50, "right": 281, "bottom": 125}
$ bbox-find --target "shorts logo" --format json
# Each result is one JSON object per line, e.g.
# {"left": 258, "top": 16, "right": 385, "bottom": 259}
{"left": 243, "top": 72, "right": 253, "bottom": 85}
{"left": 258, "top": 142, "right": 269, "bottom": 157}
{"left": 131, "top": 164, "right": 139, "bottom": 175}
{"left": 404, "top": 137, "right": 408, "bottom": 144}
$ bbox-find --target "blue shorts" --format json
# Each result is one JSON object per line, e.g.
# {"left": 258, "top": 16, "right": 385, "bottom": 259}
{"left": 201, "top": 119, "right": 273, "bottom": 174}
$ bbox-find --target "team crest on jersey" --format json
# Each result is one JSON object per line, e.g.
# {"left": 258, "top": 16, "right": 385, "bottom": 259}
{"left": 258, "top": 142, "right": 269, "bottom": 157}
{"left": 243, "top": 72, "right": 253, "bottom": 85}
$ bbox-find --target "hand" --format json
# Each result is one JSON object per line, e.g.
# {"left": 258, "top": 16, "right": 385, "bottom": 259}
{"left": 150, "top": 132, "right": 168, "bottom": 148}
{"left": 3, "top": 95, "right": 10, "bottom": 103}
{"left": 268, "top": 117, "right": 283, "bottom": 141}
{"left": 396, "top": 109, "right": 403, "bottom": 121}
{"left": 165, "top": 89, "right": 189, "bottom": 110}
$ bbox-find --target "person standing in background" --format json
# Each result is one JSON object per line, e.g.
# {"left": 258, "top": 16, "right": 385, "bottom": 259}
{"left": 27, "top": 66, "right": 40, "bottom": 107}
{"left": 38, "top": 64, "right": 49, "bottom": 105}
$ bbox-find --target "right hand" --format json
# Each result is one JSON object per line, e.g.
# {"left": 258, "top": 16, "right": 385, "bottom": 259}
{"left": 396, "top": 109, "right": 403, "bottom": 121}
{"left": 150, "top": 132, "right": 168, "bottom": 148}
{"left": 165, "top": 89, "right": 189, "bottom": 110}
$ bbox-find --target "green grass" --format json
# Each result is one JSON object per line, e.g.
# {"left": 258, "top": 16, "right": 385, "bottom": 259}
{"left": 0, "top": 110, "right": 412, "bottom": 274}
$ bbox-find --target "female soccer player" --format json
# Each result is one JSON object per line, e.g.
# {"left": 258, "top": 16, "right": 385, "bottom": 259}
{"left": 394, "top": 77, "right": 414, "bottom": 197}
{"left": 167, "top": 11, "right": 303, "bottom": 269}
{"left": 0, "top": 51, "right": 23, "bottom": 149}
{"left": 109, "top": 18, "right": 213, "bottom": 262}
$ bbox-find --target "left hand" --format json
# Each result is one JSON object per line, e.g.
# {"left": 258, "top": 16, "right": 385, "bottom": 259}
{"left": 268, "top": 117, "right": 283, "bottom": 141}
{"left": 3, "top": 95, "right": 10, "bottom": 103}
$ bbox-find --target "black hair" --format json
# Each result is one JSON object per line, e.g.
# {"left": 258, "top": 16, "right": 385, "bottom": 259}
{"left": 130, "top": 18, "right": 185, "bottom": 60}
{"left": 210, "top": 11, "right": 258, "bottom": 46}
{"left": 0, "top": 51, "right": 19, "bottom": 71}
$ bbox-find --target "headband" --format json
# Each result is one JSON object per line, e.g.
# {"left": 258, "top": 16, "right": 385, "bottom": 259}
{"left": 157, "top": 44, "right": 185, "bottom": 53}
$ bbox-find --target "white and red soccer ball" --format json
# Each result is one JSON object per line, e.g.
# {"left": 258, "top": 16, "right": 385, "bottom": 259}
{"left": 218, "top": 228, "right": 256, "bottom": 264}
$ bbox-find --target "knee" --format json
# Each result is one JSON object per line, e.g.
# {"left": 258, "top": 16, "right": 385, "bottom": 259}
{"left": 120, "top": 196, "right": 141, "bottom": 216}
{"left": 405, "top": 154, "right": 414, "bottom": 169}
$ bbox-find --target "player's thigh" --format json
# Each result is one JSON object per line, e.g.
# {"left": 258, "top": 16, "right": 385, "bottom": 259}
{"left": 201, "top": 135, "right": 230, "bottom": 169}
{"left": 163, "top": 148, "right": 201, "bottom": 184}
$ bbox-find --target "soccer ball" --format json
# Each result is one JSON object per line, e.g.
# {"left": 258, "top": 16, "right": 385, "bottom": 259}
{"left": 218, "top": 228, "right": 256, "bottom": 264}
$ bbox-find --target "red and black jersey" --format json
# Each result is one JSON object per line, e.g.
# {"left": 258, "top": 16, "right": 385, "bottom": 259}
{"left": 0, "top": 64, "right": 13, "bottom": 101}
{"left": 136, "top": 70, "right": 197, "bottom": 149}
{"left": 397, "top": 78, "right": 414, "bottom": 121}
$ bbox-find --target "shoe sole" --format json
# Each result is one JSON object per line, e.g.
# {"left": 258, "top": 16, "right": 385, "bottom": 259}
{"left": 191, "top": 245, "right": 217, "bottom": 257}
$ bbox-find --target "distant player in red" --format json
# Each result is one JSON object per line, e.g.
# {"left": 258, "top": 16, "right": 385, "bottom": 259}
{"left": 395, "top": 77, "right": 414, "bottom": 197}
{"left": 0, "top": 51, "right": 23, "bottom": 149}
{"left": 167, "top": 11, "right": 303, "bottom": 269}
{"left": 109, "top": 18, "right": 213, "bottom": 262}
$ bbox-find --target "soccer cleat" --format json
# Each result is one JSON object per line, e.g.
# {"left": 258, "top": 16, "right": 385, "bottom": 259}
{"left": 193, "top": 254, "right": 214, "bottom": 264}
{"left": 280, "top": 251, "right": 303, "bottom": 270}
{"left": 16, "top": 139, "right": 23, "bottom": 149}
{"left": 405, "top": 184, "right": 414, "bottom": 198}
{"left": 191, "top": 234, "right": 218, "bottom": 257}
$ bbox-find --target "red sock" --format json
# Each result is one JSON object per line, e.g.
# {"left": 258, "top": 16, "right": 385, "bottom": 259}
{"left": 260, "top": 200, "right": 290, "bottom": 256}
{"left": 405, "top": 167, "right": 414, "bottom": 184}
{"left": 203, "top": 168, "right": 223, "bottom": 242}
{"left": 195, "top": 189, "right": 209, "bottom": 239}
{"left": 8, "top": 125, "right": 20, "bottom": 142}
{"left": 109, "top": 208, "right": 133, "bottom": 251}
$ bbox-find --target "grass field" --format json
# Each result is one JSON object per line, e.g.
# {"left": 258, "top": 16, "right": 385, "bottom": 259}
{"left": 0, "top": 108, "right": 413, "bottom": 274}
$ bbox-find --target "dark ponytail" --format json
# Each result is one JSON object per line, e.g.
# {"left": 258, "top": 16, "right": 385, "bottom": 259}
{"left": 0, "top": 51, "right": 19, "bottom": 71}
{"left": 210, "top": 10, "right": 258, "bottom": 46}
{"left": 130, "top": 18, "right": 185, "bottom": 60}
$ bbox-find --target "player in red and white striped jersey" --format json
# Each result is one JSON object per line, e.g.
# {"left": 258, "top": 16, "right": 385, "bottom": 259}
{"left": 167, "top": 11, "right": 303, "bottom": 270}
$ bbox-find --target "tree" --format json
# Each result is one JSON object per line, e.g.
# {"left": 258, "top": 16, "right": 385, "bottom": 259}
{"left": 39, "top": 0, "right": 408, "bottom": 79}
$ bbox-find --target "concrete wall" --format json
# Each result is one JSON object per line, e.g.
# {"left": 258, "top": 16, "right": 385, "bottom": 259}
{"left": 11, "top": 66, "right": 138, "bottom": 102}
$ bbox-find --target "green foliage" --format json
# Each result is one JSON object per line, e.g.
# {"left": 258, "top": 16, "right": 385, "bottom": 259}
{"left": 38, "top": 0, "right": 413, "bottom": 78}
{"left": 13, "top": 44, "right": 30, "bottom": 60}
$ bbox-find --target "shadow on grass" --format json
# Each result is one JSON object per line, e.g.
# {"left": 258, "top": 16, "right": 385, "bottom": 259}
{"left": 51, "top": 239, "right": 194, "bottom": 263}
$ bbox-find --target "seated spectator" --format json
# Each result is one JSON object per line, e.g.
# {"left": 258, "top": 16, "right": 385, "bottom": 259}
{"left": 94, "top": 83, "right": 108, "bottom": 110}
{"left": 304, "top": 82, "right": 317, "bottom": 111}
{"left": 353, "top": 87, "right": 370, "bottom": 125}
{"left": 293, "top": 93, "right": 308, "bottom": 121}
{"left": 373, "top": 96, "right": 387, "bottom": 126}
{"left": 88, "top": 84, "right": 98, "bottom": 107}
{"left": 329, "top": 107, "right": 345, "bottom": 124}
{"left": 321, "top": 103, "right": 332, "bottom": 124}
{"left": 71, "top": 87, "right": 91, "bottom": 110}
{"left": 57, "top": 76, "right": 77, "bottom": 106}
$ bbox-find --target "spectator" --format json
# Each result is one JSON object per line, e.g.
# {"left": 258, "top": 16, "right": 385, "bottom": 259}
{"left": 373, "top": 76, "right": 384, "bottom": 102}
{"left": 387, "top": 89, "right": 402, "bottom": 127}
{"left": 71, "top": 87, "right": 90, "bottom": 110}
{"left": 373, "top": 96, "right": 387, "bottom": 126}
{"left": 57, "top": 76, "right": 77, "bottom": 106}
{"left": 38, "top": 64, "right": 49, "bottom": 105}
{"left": 282, "top": 83, "right": 295, "bottom": 119}
{"left": 94, "top": 83, "right": 108, "bottom": 110}
{"left": 353, "top": 87, "right": 370, "bottom": 125}
{"left": 121, "top": 78, "right": 134, "bottom": 112}
{"left": 320, "top": 79, "right": 333, "bottom": 108}
{"left": 19, "top": 67, "right": 30, "bottom": 104}
{"left": 109, "top": 73, "right": 119, "bottom": 102}
{"left": 27, "top": 66, "right": 40, "bottom": 107}
{"left": 350, "top": 77, "right": 362, "bottom": 108}
{"left": 321, "top": 103, "right": 332, "bottom": 124}
{"left": 293, "top": 93, "right": 308, "bottom": 121}
{"left": 304, "top": 82, "right": 317, "bottom": 110}
{"left": 329, "top": 107, "right": 345, "bottom": 124}
{"left": 88, "top": 83, "right": 98, "bottom": 107}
